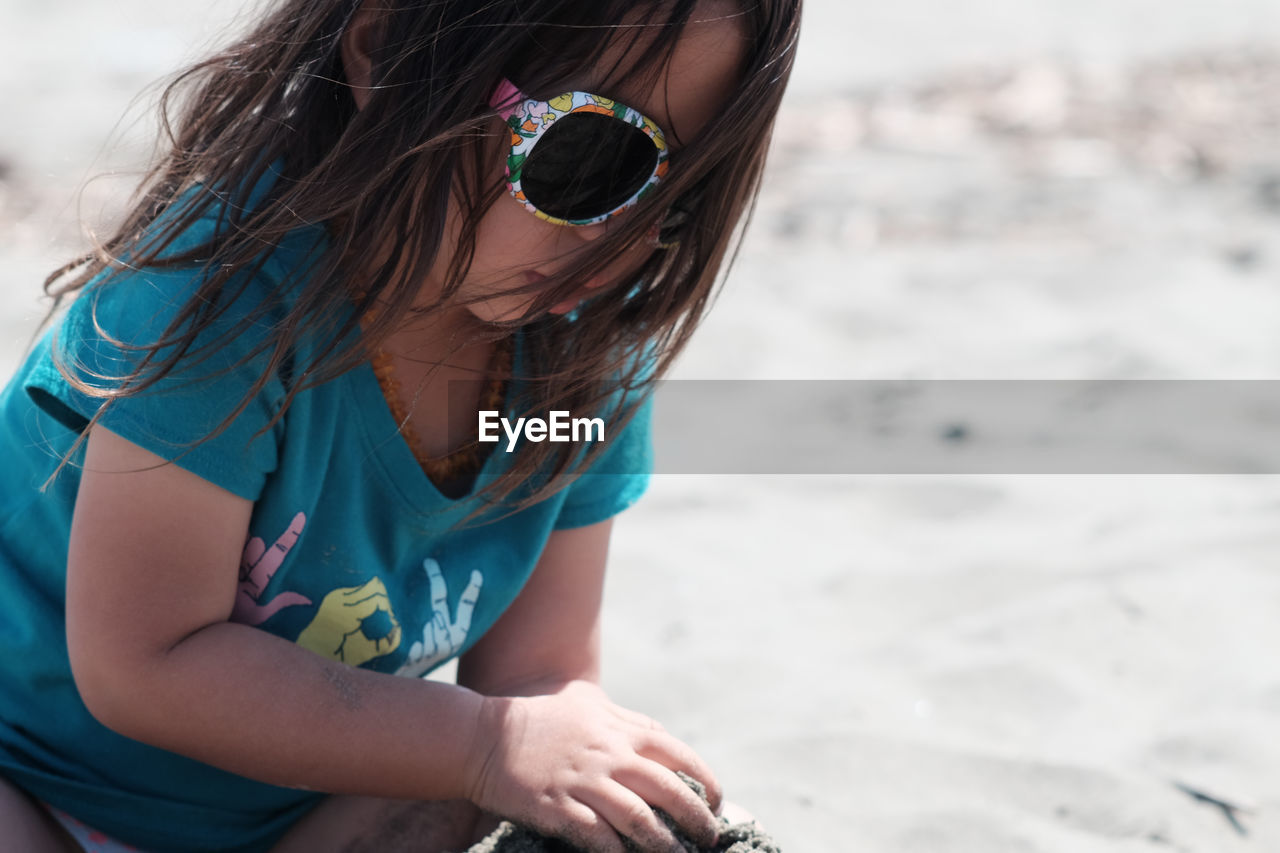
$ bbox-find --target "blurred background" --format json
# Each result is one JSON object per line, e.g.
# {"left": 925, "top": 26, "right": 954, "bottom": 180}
{"left": 4, "top": 1, "right": 1280, "bottom": 850}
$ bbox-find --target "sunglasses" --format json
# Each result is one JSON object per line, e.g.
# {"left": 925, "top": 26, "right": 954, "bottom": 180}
{"left": 490, "top": 78, "right": 693, "bottom": 245}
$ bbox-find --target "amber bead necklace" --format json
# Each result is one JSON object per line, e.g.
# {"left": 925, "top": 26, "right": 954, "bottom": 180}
{"left": 368, "top": 331, "right": 514, "bottom": 497}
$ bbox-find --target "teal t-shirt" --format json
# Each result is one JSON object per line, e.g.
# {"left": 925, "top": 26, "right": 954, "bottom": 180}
{"left": 0, "top": 190, "right": 654, "bottom": 852}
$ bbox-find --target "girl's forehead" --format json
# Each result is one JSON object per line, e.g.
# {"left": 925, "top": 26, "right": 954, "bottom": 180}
{"left": 560, "top": 7, "right": 749, "bottom": 150}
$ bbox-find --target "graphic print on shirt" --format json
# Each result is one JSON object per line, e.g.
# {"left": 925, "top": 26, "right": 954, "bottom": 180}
{"left": 229, "top": 514, "right": 482, "bottom": 671}
{"left": 394, "top": 558, "right": 484, "bottom": 678}
{"left": 232, "top": 511, "right": 313, "bottom": 625}
{"left": 295, "top": 577, "right": 403, "bottom": 666}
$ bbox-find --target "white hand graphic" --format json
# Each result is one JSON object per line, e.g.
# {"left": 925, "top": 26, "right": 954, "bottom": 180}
{"left": 397, "top": 558, "right": 483, "bottom": 678}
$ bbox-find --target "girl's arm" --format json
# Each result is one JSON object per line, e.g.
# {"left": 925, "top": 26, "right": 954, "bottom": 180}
{"left": 456, "top": 520, "right": 613, "bottom": 695}
{"left": 67, "top": 425, "right": 720, "bottom": 853}
{"left": 66, "top": 425, "right": 484, "bottom": 799}
{"left": 455, "top": 518, "right": 724, "bottom": 839}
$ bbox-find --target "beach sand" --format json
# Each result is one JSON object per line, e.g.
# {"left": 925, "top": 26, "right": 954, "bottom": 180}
{"left": 4, "top": 2, "right": 1280, "bottom": 851}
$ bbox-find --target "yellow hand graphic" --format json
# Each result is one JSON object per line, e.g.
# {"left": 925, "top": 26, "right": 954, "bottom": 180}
{"left": 295, "top": 577, "right": 402, "bottom": 667}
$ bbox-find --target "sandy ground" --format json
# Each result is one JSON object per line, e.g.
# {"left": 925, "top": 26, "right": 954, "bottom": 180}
{"left": 4, "top": 2, "right": 1280, "bottom": 851}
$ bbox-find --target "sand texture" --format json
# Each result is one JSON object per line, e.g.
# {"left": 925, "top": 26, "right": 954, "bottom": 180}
{"left": 464, "top": 821, "right": 779, "bottom": 853}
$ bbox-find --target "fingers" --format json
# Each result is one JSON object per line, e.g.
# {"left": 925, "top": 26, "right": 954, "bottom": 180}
{"left": 553, "top": 801, "right": 628, "bottom": 853}
{"left": 276, "top": 511, "right": 308, "bottom": 547}
{"left": 420, "top": 560, "right": 482, "bottom": 653}
{"left": 598, "top": 698, "right": 724, "bottom": 817}
{"left": 453, "top": 569, "right": 483, "bottom": 644}
{"left": 578, "top": 781, "right": 685, "bottom": 853}
{"left": 476, "top": 690, "right": 726, "bottom": 853}
{"left": 259, "top": 512, "right": 307, "bottom": 574}
{"left": 240, "top": 536, "right": 266, "bottom": 574}
{"left": 243, "top": 511, "right": 307, "bottom": 587}
{"left": 633, "top": 731, "right": 724, "bottom": 815}
{"left": 340, "top": 578, "right": 398, "bottom": 623}
{"left": 424, "top": 558, "right": 448, "bottom": 619}
{"left": 617, "top": 761, "right": 720, "bottom": 849}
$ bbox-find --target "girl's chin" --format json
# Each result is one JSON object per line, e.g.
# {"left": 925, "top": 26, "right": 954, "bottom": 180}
{"left": 466, "top": 293, "right": 585, "bottom": 325}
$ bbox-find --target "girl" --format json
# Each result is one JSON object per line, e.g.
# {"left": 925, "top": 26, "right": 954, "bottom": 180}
{"left": 0, "top": 0, "right": 799, "bottom": 851}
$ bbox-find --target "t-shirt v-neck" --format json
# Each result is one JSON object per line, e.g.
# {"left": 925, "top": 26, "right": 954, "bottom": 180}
{"left": 348, "top": 325, "right": 528, "bottom": 512}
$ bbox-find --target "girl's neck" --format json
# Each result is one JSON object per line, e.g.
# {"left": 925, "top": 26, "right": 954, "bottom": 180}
{"left": 371, "top": 310, "right": 511, "bottom": 467}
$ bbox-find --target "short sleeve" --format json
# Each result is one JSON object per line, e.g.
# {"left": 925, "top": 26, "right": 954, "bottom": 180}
{"left": 552, "top": 340, "right": 659, "bottom": 530}
{"left": 25, "top": 259, "right": 287, "bottom": 502}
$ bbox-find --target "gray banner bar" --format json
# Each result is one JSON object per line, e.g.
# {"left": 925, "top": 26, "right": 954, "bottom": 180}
{"left": 645, "top": 380, "right": 1280, "bottom": 474}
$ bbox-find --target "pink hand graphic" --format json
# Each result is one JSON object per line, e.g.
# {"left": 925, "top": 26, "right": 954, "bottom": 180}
{"left": 231, "top": 511, "right": 312, "bottom": 625}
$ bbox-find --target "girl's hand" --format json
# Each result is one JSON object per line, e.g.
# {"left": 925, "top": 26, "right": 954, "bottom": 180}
{"left": 464, "top": 681, "right": 723, "bottom": 852}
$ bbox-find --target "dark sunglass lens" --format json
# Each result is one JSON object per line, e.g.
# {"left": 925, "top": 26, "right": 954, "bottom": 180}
{"left": 522, "top": 113, "right": 659, "bottom": 221}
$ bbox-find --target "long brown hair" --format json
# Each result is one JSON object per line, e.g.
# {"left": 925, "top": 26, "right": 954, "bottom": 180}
{"left": 43, "top": 0, "right": 802, "bottom": 526}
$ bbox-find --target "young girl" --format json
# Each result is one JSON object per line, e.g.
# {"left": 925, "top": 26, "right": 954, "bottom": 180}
{"left": 0, "top": 0, "right": 799, "bottom": 851}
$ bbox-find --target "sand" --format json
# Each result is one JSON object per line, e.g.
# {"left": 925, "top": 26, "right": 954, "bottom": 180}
{"left": 4, "top": 2, "right": 1280, "bottom": 851}
{"left": 464, "top": 816, "right": 779, "bottom": 853}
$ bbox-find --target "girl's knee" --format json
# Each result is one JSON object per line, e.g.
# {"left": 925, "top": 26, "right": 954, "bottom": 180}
{"left": 270, "top": 795, "right": 484, "bottom": 853}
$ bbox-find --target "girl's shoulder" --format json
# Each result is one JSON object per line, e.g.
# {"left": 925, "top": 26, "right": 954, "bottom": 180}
{"left": 60, "top": 165, "right": 333, "bottom": 384}
{"left": 19, "top": 167, "right": 333, "bottom": 501}
{"left": 90, "top": 164, "right": 329, "bottom": 318}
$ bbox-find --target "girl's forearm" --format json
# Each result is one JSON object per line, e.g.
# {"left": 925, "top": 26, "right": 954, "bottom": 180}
{"left": 88, "top": 620, "right": 486, "bottom": 800}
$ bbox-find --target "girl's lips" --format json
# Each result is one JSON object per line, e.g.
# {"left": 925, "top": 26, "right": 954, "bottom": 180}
{"left": 548, "top": 293, "right": 585, "bottom": 314}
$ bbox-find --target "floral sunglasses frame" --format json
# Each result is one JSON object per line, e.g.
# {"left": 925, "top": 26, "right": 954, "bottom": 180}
{"left": 489, "top": 78, "right": 672, "bottom": 229}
